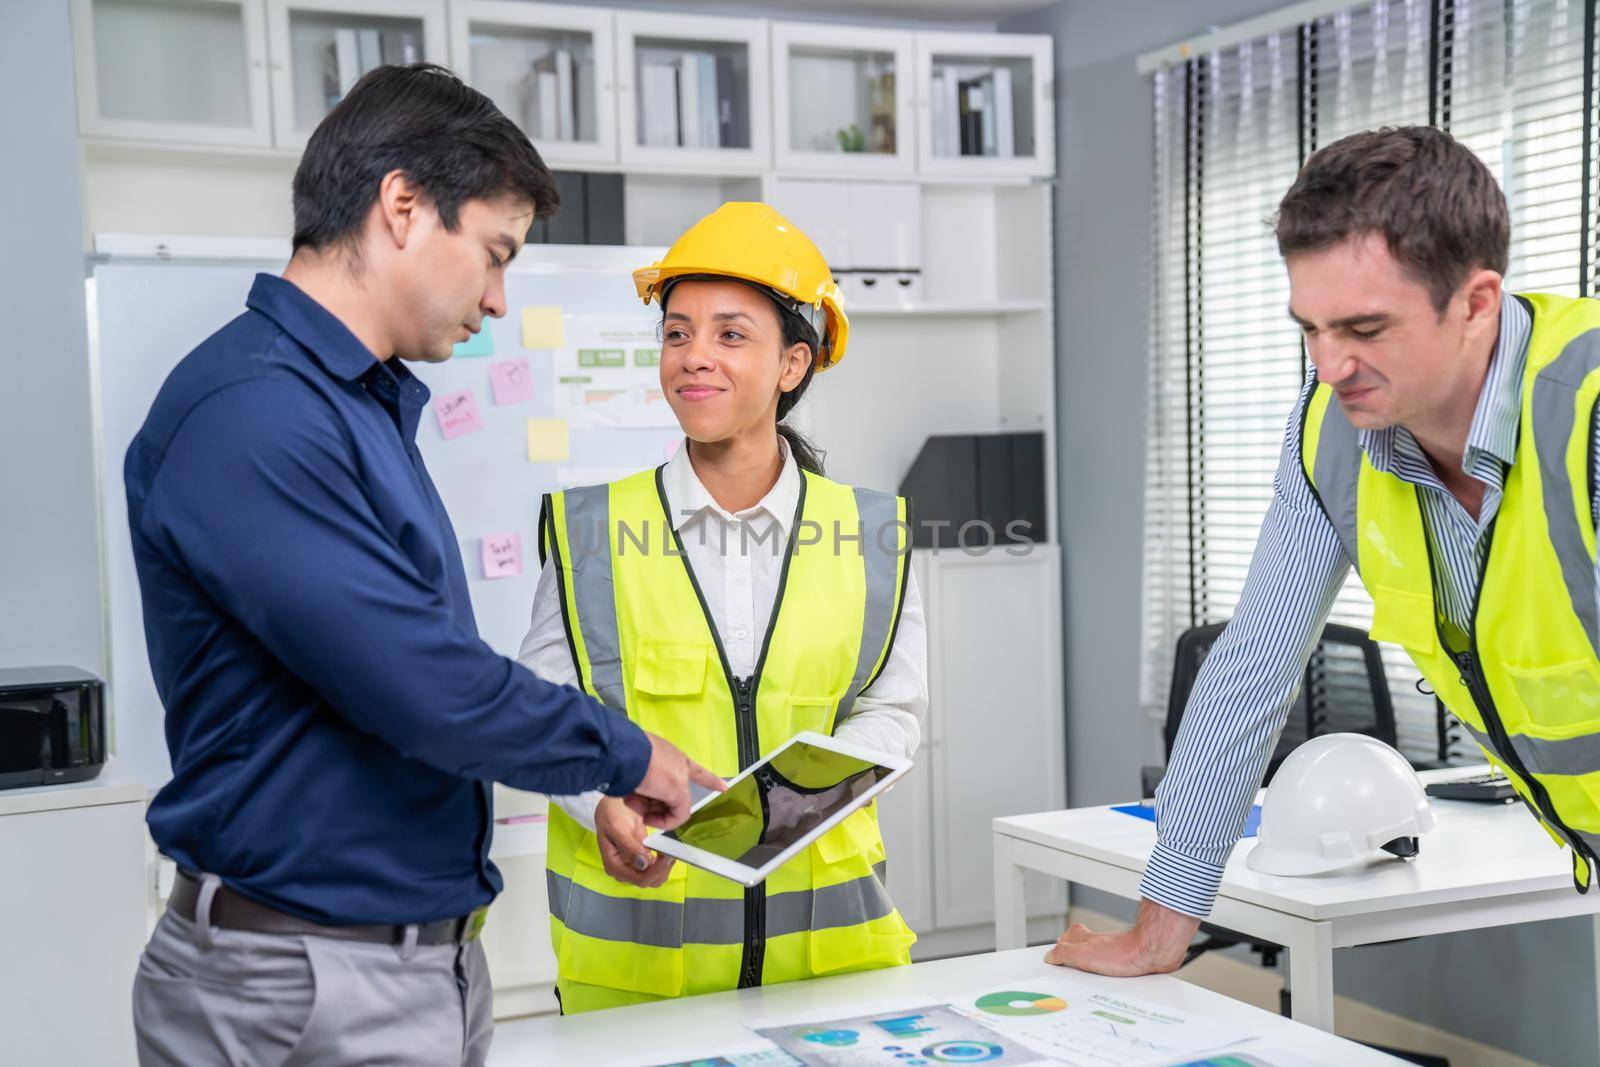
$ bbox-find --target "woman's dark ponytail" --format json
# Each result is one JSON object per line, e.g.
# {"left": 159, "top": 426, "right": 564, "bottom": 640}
{"left": 773, "top": 301, "right": 825, "bottom": 475}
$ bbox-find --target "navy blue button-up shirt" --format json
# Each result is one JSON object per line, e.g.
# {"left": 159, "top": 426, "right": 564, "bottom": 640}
{"left": 126, "top": 274, "right": 649, "bottom": 925}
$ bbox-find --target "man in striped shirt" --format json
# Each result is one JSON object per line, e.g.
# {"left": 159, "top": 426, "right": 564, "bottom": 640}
{"left": 1049, "top": 126, "right": 1600, "bottom": 976}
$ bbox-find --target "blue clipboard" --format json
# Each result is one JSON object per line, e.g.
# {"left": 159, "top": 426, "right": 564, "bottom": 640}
{"left": 1112, "top": 802, "right": 1262, "bottom": 838}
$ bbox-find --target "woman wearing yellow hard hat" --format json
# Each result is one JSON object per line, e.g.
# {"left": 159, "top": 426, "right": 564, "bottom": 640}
{"left": 518, "top": 202, "right": 927, "bottom": 1013}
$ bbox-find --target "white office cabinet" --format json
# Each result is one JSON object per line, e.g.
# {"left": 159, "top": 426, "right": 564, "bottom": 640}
{"left": 845, "top": 181, "right": 921, "bottom": 306}
{"left": 769, "top": 178, "right": 920, "bottom": 274}
{"left": 0, "top": 760, "right": 147, "bottom": 1067}
{"left": 875, "top": 548, "right": 1066, "bottom": 955}
{"left": 771, "top": 22, "right": 915, "bottom": 176}
{"left": 265, "top": 0, "right": 447, "bottom": 150}
{"left": 70, "top": 0, "right": 274, "bottom": 147}
{"left": 452, "top": 1, "right": 618, "bottom": 168}
{"left": 846, "top": 182, "right": 920, "bottom": 269}
{"left": 616, "top": 11, "right": 769, "bottom": 173}
{"left": 927, "top": 546, "right": 1066, "bottom": 929}
{"left": 915, "top": 30, "right": 1054, "bottom": 179}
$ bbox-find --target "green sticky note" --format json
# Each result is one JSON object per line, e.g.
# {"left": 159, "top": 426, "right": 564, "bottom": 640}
{"left": 453, "top": 326, "right": 494, "bottom": 357}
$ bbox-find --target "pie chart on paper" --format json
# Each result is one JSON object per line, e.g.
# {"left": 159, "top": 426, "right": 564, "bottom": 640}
{"left": 974, "top": 990, "right": 1068, "bottom": 1017}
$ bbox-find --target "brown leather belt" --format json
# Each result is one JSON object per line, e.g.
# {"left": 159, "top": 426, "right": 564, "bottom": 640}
{"left": 169, "top": 869, "right": 486, "bottom": 947}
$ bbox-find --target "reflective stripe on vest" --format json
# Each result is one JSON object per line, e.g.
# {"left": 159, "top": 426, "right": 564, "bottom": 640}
{"left": 538, "top": 464, "right": 916, "bottom": 1003}
{"left": 546, "top": 863, "right": 893, "bottom": 947}
{"left": 1529, "top": 328, "right": 1600, "bottom": 660}
{"left": 1299, "top": 291, "right": 1600, "bottom": 891}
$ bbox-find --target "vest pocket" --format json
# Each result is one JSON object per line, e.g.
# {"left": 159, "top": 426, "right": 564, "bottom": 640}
{"left": 1504, "top": 658, "right": 1600, "bottom": 737}
{"left": 812, "top": 805, "right": 885, "bottom": 870}
{"left": 557, "top": 851, "right": 688, "bottom": 998}
{"left": 631, "top": 637, "right": 713, "bottom": 757}
{"left": 1367, "top": 586, "right": 1437, "bottom": 655}
{"left": 787, "top": 696, "right": 838, "bottom": 738}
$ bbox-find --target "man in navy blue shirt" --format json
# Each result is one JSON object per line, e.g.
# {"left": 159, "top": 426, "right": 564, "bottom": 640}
{"left": 128, "top": 65, "right": 719, "bottom": 1066}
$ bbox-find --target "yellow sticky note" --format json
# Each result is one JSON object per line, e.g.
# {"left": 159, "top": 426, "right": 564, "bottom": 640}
{"left": 522, "top": 306, "right": 565, "bottom": 349}
{"left": 527, "top": 418, "right": 570, "bottom": 462}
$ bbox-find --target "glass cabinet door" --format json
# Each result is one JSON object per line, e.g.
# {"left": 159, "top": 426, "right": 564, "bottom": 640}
{"left": 773, "top": 22, "right": 914, "bottom": 175}
{"left": 452, "top": 1, "right": 617, "bottom": 167}
{"left": 72, "top": 0, "right": 274, "bottom": 147}
{"left": 916, "top": 31, "right": 1054, "bottom": 179}
{"left": 266, "top": 0, "right": 446, "bottom": 149}
{"left": 616, "top": 11, "right": 770, "bottom": 173}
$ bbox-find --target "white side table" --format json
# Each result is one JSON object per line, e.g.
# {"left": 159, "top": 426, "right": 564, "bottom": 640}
{"left": 0, "top": 757, "right": 147, "bottom": 1066}
{"left": 992, "top": 766, "right": 1600, "bottom": 1034}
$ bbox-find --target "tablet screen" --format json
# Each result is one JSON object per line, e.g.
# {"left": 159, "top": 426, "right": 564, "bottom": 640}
{"left": 662, "top": 739, "right": 893, "bottom": 868}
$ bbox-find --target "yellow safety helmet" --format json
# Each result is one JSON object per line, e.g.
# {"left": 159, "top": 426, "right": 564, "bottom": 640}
{"left": 632, "top": 202, "right": 849, "bottom": 370}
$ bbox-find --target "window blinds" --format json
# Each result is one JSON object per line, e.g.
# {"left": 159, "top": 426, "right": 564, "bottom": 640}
{"left": 1142, "top": 0, "right": 1600, "bottom": 763}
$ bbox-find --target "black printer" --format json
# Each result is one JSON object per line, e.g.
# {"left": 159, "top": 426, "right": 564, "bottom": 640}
{"left": 0, "top": 666, "right": 107, "bottom": 790}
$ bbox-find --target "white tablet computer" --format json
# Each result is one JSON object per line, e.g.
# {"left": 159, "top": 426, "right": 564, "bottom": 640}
{"left": 642, "top": 730, "right": 911, "bottom": 887}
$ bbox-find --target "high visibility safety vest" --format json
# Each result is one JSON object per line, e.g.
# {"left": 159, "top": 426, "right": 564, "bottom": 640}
{"left": 538, "top": 465, "right": 918, "bottom": 1013}
{"left": 1301, "top": 291, "right": 1600, "bottom": 892}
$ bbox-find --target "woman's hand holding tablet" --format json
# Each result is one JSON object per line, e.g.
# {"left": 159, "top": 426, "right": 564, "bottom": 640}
{"left": 642, "top": 731, "right": 912, "bottom": 887}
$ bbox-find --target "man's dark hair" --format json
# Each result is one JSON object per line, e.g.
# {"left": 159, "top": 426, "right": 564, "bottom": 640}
{"left": 1274, "top": 126, "right": 1509, "bottom": 312}
{"left": 292, "top": 63, "right": 559, "bottom": 256}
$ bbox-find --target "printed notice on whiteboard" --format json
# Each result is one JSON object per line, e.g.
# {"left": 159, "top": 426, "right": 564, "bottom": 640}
{"left": 553, "top": 316, "right": 677, "bottom": 429}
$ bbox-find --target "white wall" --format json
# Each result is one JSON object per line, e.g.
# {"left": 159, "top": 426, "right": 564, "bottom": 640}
{"left": 0, "top": 0, "right": 103, "bottom": 675}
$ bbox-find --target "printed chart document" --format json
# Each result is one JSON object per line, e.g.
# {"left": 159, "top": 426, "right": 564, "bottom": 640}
{"left": 1149, "top": 1051, "right": 1339, "bottom": 1067}
{"left": 953, "top": 975, "right": 1255, "bottom": 1066}
{"left": 741, "top": 975, "right": 1263, "bottom": 1067}
{"left": 649, "top": 1052, "right": 803, "bottom": 1067}
{"left": 753, "top": 1003, "right": 1052, "bottom": 1066}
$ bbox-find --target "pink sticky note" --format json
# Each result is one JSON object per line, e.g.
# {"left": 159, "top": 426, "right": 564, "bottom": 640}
{"left": 490, "top": 358, "right": 535, "bottom": 406}
{"left": 434, "top": 389, "right": 484, "bottom": 439}
{"left": 481, "top": 532, "right": 523, "bottom": 579}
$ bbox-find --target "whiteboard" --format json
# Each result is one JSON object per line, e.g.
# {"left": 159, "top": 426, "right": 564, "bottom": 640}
{"left": 91, "top": 246, "right": 682, "bottom": 788}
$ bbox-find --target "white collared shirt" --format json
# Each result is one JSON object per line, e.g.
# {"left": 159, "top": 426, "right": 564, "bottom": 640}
{"left": 517, "top": 438, "right": 928, "bottom": 830}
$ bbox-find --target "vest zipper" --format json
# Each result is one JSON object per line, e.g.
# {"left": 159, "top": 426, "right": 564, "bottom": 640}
{"left": 733, "top": 674, "right": 766, "bottom": 989}
{"left": 653, "top": 466, "right": 808, "bottom": 992}
{"left": 1423, "top": 509, "right": 1597, "bottom": 891}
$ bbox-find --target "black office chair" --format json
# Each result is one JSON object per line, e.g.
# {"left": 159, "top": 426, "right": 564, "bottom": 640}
{"left": 1146, "top": 620, "right": 1398, "bottom": 797}
{"left": 1141, "top": 621, "right": 1447, "bottom": 1067}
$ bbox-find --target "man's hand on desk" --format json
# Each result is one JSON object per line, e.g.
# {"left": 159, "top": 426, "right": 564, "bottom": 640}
{"left": 624, "top": 731, "right": 726, "bottom": 831}
{"left": 1043, "top": 898, "right": 1201, "bottom": 976}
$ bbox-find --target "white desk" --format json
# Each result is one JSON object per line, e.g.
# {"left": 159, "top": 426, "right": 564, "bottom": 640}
{"left": 489, "top": 946, "right": 1403, "bottom": 1064}
{"left": 993, "top": 766, "right": 1600, "bottom": 1033}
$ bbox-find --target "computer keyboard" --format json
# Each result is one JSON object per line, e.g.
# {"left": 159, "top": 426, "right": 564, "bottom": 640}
{"left": 1424, "top": 772, "right": 1518, "bottom": 803}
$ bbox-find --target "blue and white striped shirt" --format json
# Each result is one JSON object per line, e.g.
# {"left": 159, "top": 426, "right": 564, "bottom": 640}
{"left": 1142, "top": 293, "right": 1600, "bottom": 918}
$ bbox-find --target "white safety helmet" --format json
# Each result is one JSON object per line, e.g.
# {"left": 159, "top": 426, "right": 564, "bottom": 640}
{"left": 1247, "top": 733, "right": 1435, "bottom": 877}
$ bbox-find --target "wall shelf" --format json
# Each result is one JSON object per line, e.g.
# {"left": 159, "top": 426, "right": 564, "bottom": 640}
{"left": 849, "top": 300, "right": 1046, "bottom": 318}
